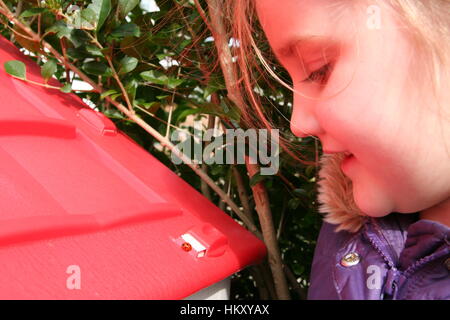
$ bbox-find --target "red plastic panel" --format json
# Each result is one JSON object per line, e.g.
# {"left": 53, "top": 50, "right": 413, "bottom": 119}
{"left": 77, "top": 108, "right": 117, "bottom": 136}
{"left": 0, "top": 118, "right": 76, "bottom": 138}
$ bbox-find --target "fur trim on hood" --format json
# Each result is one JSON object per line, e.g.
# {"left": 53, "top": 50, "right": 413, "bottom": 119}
{"left": 316, "top": 152, "right": 367, "bottom": 233}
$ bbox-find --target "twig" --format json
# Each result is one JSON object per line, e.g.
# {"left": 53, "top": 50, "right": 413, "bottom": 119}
{"left": 276, "top": 200, "right": 287, "bottom": 240}
{"left": 276, "top": 171, "right": 298, "bottom": 191}
{"left": 200, "top": 113, "right": 216, "bottom": 201}
{"left": 90, "top": 36, "right": 134, "bottom": 113}
{"left": 283, "top": 264, "right": 308, "bottom": 300}
{"left": 218, "top": 168, "right": 232, "bottom": 212}
{"left": 231, "top": 165, "right": 255, "bottom": 225}
{"left": 9, "top": 75, "right": 63, "bottom": 90}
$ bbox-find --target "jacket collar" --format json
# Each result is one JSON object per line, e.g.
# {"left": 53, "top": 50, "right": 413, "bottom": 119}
{"left": 399, "top": 218, "right": 450, "bottom": 270}
{"left": 316, "top": 152, "right": 366, "bottom": 233}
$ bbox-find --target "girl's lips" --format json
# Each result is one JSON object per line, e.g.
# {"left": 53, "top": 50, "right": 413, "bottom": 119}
{"left": 341, "top": 153, "right": 355, "bottom": 173}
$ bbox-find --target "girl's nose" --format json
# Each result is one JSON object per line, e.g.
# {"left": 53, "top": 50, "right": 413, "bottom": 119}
{"left": 290, "top": 91, "right": 323, "bottom": 139}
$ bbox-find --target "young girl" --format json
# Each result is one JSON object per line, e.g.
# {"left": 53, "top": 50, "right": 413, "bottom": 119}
{"left": 228, "top": 0, "right": 450, "bottom": 299}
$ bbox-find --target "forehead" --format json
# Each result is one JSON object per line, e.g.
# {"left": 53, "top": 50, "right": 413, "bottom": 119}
{"left": 255, "top": 0, "right": 350, "bottom": 55}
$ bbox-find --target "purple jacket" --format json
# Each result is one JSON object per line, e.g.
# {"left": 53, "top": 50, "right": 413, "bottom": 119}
{"left": 307, "top": 212, "right": 450, "bottom": 299}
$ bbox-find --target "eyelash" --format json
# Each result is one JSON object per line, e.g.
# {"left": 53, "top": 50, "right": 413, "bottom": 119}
{"left": 302, "top": 63, "right": 333, "bottom": 84}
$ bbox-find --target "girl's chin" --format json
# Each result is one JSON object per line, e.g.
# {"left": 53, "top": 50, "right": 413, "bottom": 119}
{"left": 351, "top": 182, "right": 395, "bottom": 218}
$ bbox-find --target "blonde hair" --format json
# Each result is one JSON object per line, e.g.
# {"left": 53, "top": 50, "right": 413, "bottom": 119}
{"left": 226, "top": 0, "right": 450, "bottom": 160}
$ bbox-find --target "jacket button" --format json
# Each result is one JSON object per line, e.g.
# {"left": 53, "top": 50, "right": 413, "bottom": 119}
{"left": 341, "top": 252, "right": 361, "bottom": 267}
{"left": 445, "top": 258, "right": 450, "bottom": 271}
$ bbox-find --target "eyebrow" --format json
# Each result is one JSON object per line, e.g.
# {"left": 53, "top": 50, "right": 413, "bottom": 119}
{"left": 275, "top": 35, "right": 336, "bottom": 58}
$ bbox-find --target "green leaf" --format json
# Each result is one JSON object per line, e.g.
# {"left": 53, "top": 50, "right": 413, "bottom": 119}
{"left": 82, "top": 61, "right": 111, "bottom": 76}
{"left": 140, "top": 70, "right": 183, "bottom": 89}
{"left": 140, "top": 70, "right": 168, "bottom": 85}
{"left": 156, "top": 53, "right": 167, "bottom": 60}
{"left": 125, "top": 79, "right": 138, "bottom": 102}
{"left": 156, "top": 53, "right": 175, "bottom": 60}
{"left": 305, "top": 165, "right": 315, "bottom": 177}
{"left": 69, "top": 29, "right": 91, "bottom": 47}
{"left": 110, "top": 93, "right": 122, "bottom": 101}
{"left": 110, "top": 23, "right": 141, "bottom": 39}
{"left": 79, "top": 8, "right": 97, "bottom": 30}
{"left": 41, "top": 60, "right": 57, "bottom": 82}
{"left": 134, "top": 100, "right": 158, "bottom": 109}
{"left": 176, "top": 108, "right": 202, "bottom": 123}
{"left": 211, "top": 165, "right": 225, "bottom": 176}
{"left": 167, "top": 78, "right": 184, "bottom": 89}
{"left": 175, "top": 38, "right": 191, "bottom": 53}
{"left": 118, "top": 0, "right": 139, "bottom": 18}
{"left": 100, "top": 89, "right": 118, "bottom": 100}
{"left": 67, "top": 47, "right": 87, "bottom": 59}
{"left": 292, "top": 264, "right": 305, "bottom": 275}
{"left": 249, "top": 172, "right": 266, "bottom": 187}
{"left": 20, "top": 8, "right": 48, "bottom": 18}
{"left": 288, "top": 198, "right": 302, "bottom": 210}
{"left": 4, "top": 60, "right": 26, "bottom": 80}
{"left": 204, "top": 76, "right": 225, "bottom": 98}
{"left": 85, "top": 44, "right": 104, "bottom": 57}
{"left": 293, "top": 188, "right": 308, "bottom": 197}
{"left": 118, "top": 56, "right": 138, "bottom": 74}
{"left": 46, "top": 21, "right": 71, "bottom": 39}
{"left": 60, "top": 83, "right": 72, "bottom": 93}
{"left": 180, "top": 102, "right": 225, "bottom": 120}
{"left": 45, "top": 0, "right": 62, "bottom": 9}
{"left": 203, "top": 85, "right": 218, "bottom": 99}
{"left": 87, "top": 0, "right": 112, "bottom": 32}
{"left": 220, "top": 98, "right": 241, "bottom": 122}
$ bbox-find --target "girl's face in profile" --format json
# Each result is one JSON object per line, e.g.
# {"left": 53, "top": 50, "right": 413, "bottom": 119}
{"left": 256, "top": 0, "right": 450, "bottom": 218}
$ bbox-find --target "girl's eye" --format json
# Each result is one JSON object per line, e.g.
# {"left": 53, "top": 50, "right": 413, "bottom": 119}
{"left": 302, "top": 63, "right": 333, "bottom": 84}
